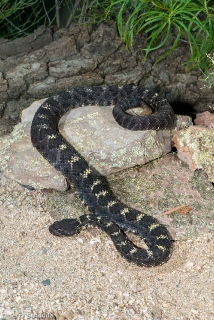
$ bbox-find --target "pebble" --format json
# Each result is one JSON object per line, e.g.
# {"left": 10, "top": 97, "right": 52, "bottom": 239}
{"left": 41, "top": 279, "right": 51, "bottom": 286}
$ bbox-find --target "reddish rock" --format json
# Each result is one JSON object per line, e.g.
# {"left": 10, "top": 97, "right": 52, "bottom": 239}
{"left": 194, "top": 111, "right": 214, "bottom": 127}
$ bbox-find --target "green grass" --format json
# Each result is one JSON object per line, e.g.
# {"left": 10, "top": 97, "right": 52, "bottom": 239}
{"left": 104, "top": 0, "right": 214, "bottom": 73}
{"left": 0, "top": 0, "right": 50, "bottom": 38}
{"left": 0, "top": 0, "right": 213, "bottom": 75}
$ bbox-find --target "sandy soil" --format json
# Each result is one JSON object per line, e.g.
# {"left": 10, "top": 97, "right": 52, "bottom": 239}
{"left": 0, "top": 174, "right": 213, "bottom": 320}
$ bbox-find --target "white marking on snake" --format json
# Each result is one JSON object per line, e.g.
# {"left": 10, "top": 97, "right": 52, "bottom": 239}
{"left": 48, "top": 134, "right": 57, "bottom": 139}
{"left": 68, "top": 155, "right": 80, "bottom": 164}
{"left": 91, "top": 179, "right": 101, "bottom": 191}
{"left": 120, "top": 208, "right": 129, "bottom": 216}
{"left": 149, "top": 223, "right": 159, "bottom": 231}
{"left": 59, "top": 144, "right": 67, "bottom": 150}
{"left": 95, "top": 190, "right": 108, "bottom": 199}
{"left": 81, "top": 168, "right": 92, "bottom": 178}
{"left": 107, "top": 201, "right": 117, "bottom": 208}
{"left": 137, "top": 213, "right": 145, "bottom": 221}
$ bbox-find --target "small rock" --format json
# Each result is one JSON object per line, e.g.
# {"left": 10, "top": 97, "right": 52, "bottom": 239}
{"left": 151, "top": 306, "right": 162, "bottom": 319}
{"left": 63, "top": 310, "right": 75, "bottom": 320}
{"left": 172, "top": 125, "right": 214, "bottom": 182}
{"left": 194, "top": 111, "right": 214, "bottom": 127}
{"left": 41, "top": 279, "right": 51, "bottom": 286}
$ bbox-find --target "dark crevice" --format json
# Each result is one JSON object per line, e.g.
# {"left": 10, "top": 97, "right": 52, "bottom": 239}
{"left": 0, "top": 102, "right": 7, "bottom": 117}
{"left": 171, "top": 146, "right": 177, "bottom": 153}
{"left": 50, "top": 27, "right": 55, "bottom": 40}
{"left": 170, "top": 101, "right": 196, "bottom": 121}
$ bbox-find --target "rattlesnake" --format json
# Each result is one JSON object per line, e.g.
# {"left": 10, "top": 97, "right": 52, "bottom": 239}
{"left": 31, "top": 85, "right": 176, "bottom": 266}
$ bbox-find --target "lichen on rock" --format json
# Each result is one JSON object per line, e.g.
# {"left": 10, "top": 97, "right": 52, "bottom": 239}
{"left": 173, "top": 124, "right": 214, "bottom": 182}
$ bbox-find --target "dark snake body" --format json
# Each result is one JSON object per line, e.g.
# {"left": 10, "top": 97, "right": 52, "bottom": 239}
{"left": 31, "top": 85, "right": 176, "bottom": 267}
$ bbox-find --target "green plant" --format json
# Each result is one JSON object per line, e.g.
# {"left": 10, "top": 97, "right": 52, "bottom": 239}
{"left": 0, "top": 0, "right": 49, "bottom": 38}
{"left": 104, "top": 0, "right": 214, "bottom": 73}
{"left": 202, "top": 53, "right": 214, "bottom": 88}
{"left": 0, "top": 0, "right": 213, "bottom": 76}
{"left": 0, "top": 0, "right": 104, "bottom": 39}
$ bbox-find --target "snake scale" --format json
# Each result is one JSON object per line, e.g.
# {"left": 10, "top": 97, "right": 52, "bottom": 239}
{"left": 31, "top": 85, "right": 176, "bottom": 267}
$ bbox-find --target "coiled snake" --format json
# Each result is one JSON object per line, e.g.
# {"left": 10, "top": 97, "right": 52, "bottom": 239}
{"left": 31, "top": 85, "right": 176, "bottom": 266}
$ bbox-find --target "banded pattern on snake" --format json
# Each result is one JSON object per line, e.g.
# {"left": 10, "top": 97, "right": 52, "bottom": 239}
{"left": 31, "top": 85, "right": 176, "bottom": 266}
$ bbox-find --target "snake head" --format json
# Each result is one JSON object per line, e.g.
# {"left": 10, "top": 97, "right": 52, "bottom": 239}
{"left": 49, "top": 218, "right": 80, "bottom": 237}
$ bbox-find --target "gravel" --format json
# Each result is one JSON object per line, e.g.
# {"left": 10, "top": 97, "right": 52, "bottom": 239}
{"left": 0, "top": 174, "right": 214, "bottom": 320}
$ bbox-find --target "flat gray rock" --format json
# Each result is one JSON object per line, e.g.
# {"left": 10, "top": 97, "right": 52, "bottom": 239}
{"left": 0, "top": 99, "right": 178, "bottom": 190}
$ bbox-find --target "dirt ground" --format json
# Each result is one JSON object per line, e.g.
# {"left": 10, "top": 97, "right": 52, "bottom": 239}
{"left": 0, "top": 169, "right": 213, "bottom": 320}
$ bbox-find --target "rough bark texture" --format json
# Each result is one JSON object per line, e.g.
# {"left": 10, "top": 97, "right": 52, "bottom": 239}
{"left": 0, "top": 22, "right": 214, "bottom": 136}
